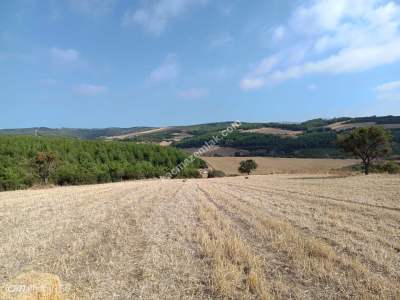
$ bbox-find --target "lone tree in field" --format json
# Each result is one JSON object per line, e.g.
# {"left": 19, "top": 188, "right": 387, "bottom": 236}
{"left": 35, "top": 152, "right": 57, "bottom": 185}
{"left": 239, "top": 159, "right": 258, "bottom": 175}
{"left": 337, "top": 126, "right": 392, "bottom": 175}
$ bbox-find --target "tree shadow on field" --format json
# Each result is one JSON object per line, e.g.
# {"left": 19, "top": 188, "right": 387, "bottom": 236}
{"left": 289, "top": 175, "right": 352, "bottom": 180}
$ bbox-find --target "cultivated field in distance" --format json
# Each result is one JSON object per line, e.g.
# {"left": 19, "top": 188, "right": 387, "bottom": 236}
{"left": 241, "top": 127, "right": 303, "bottom": 136}
{"left": 203, "top": 157, "right": 358, "bottom": 175}
{"left": 1, "top": 174, "right": 399, "bottom": 299}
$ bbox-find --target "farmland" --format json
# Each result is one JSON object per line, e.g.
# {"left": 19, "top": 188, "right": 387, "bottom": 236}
{"left": 1, "top": 174, "right": 399, "bottom": 299}
{"left": 203, "top": 157, "right": 358, "bottom": 175}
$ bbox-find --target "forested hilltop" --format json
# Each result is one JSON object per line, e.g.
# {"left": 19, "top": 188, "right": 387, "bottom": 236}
{"left": 174, "top": 117, "right": 400, "bottom": 158}
{"left": 0, "top": 136, "right": 205, "bottom": 191}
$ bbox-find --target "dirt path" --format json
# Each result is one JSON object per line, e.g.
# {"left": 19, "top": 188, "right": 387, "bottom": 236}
{"left": 106, "top": 127, "right": 169, "bottom": 140}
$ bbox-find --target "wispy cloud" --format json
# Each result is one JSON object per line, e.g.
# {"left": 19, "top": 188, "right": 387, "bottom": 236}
{"left": 241, "top": 0, "right": 400, "bottom": 90}
{"left": 178, "top": 88, "right": 208, "bottom": 100}
{"left": 240, "top": 55, "right": 279, "bottom": 90}
{"left": 240, "top": 78, "right": 265, "bottom": 90}
{"left": 122, "top": 0, "right": 207, "bottom": 35}
{"left": 307, "top": 84, "right": 317, "bottom": 91}
{"left": 69, "top": 0, "right": 115, "bottom": 15}
{"left": 376, "top": 80, "right": 400, "bottom": 93}
{"left": 209, "top": 33, "right": 233, "bottom": 48}
{"left": 51, "top": 47, "right": 80, "bottom": 64}
{"left": 375, "top": 80, "right": 400, "bottom": 101}
{"left": 272, "top": 25, "right": 285, "bottom": 41}
{"left": 148, "top": 54, "right": 179, "bottom": 82}
{"left": 219, "top": 3, "right": 233, "bottom": 16}
{"left": 74, "top": 84, "right": 108, "bottom": 96}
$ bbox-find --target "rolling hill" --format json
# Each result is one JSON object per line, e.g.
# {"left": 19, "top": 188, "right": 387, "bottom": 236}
{"left": 1, "top": 115, "right": 400, "bottom": 158}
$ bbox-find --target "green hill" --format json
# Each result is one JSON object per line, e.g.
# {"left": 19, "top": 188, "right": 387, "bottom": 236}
{"left": 1, "top": 115, "right": 399, "bottom": 160}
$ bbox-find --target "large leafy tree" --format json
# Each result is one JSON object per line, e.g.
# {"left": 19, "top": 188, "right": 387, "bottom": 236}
{"left": 238, "top": 159, "right": 258, "bottom": 175}
{"left": 337, "top": 126, "right": 392, "bottom": 175}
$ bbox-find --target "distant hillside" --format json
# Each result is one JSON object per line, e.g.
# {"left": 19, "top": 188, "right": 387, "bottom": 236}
{"left": 1, "top": 115, "right": 399, "bottom": 158}
{"left": 171, "top": 116, "right": 400, "bottom": 158}
{"left": 0, "top": 127, "right": 152, "bottom": 140}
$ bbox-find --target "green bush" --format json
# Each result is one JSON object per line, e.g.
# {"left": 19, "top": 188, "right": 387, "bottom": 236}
{"left": 350, "top": 161, "right": 400, "bottom": 174}
{"left": 376, "top": 161, "right": 400, "bottom": 174}
{"left": 207, "top": 170, "right": 225, "bottom": 178}
{"left": 174, "top": 168, "right": 201, "bottom": 179}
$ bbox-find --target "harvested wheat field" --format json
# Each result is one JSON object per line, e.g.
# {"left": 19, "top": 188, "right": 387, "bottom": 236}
{"left": 1, "top": 174, "right": 399, "bottom": 299}
{"left": 203, "top": 157, "right": 358, "bottom": 175}
{"left": 242, "top": 127, "right": 303, "bottom": 136}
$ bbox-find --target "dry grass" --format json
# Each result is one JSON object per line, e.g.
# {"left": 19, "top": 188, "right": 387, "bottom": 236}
{"left": 0, "top": 271, "right": 68, "bottom": 300}
{"left": 105, "top": 127, "right": 169, "bottom": 140}
{"left": 241, "top": 127, "right": 303, "bottom": 136}
{"left": 203, "top": 157, "right": 358, "bottom": 175}
{"left": 0, "top": 174, "right": 399, "bottom": 299}
{"left": 197, "top": 195, "right": 270, "bottom": 299}
{"left": 327, "top": 121, "right": 400, "bottom": 131}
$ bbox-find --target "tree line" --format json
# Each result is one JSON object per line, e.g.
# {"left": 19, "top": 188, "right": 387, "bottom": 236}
{"left": 0, "top": 135, "right": 205, "bottom": 191}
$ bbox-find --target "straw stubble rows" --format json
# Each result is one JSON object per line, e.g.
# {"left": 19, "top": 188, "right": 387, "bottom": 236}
{"left": 0, "top": 174, "right": 399, "bottom": 299}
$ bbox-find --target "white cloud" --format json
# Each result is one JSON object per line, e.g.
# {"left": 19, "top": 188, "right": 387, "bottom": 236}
{"left": 69, "top": 0, "right": 115, "bottom": 15}
{"left": 252, "top": 55, "right": 280, "bottom": 76}
{"left": 269, "top": 39, "right": 400, "bottom": 82}
{"left": 122, "top": 0, "right": 207, "bottom": 35}
{"left": 209, "top": 33, "right": 233, "bottom": 48}
{"left": 75, "top": 84, "right": 108, "bottom": 96}
{"left": 376, "top": 80, "right": 400, "bottom": 92}
{"left": 178, "top": 88, "right": 208, "bottom": 99}
{"left": 51, "top": 47, "right": 79, "bottom": 64}
{"left": 240, "top": 78, "right": 265, "bottom": 90}
{"left": 375, "top": 80, "right": 400, "bottom": 101}
{"left": 272, "top": 25, "right": 285, "bottom": 41}
{"left": 241, "top": 0, "right": 400, "bottom": 90}
{"left": 307, "top": 84, "right": 317, "bottom": 91}
{"left": 149, "top": 54, "right": 179, "bottom": 82}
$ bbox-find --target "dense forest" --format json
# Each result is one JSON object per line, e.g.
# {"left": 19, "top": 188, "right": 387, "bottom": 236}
{"left": 0, "top": 136, "right": 205, "bottom": 191}
{"left": 347, "top": 115, "right": 400, "bottom": 124}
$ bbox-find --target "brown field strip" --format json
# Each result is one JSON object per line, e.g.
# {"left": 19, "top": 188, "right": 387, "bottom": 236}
{"left": 202, "top": 157, "right": 359, "bottom": 175}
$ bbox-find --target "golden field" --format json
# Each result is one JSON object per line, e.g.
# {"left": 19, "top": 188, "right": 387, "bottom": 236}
{"left": 0, "top": 174, "right": 399, "bottom": 299}
{"left": 202, "top": 156, "right": 358, "bottom": 175}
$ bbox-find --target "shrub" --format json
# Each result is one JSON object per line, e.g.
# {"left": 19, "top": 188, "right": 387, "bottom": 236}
{"left": 375, "top": 161, "right": 400, "bottom": 174}
{"left": 175, "top": 168, "right": 201, "bottom": 179}
{"left": 383, "top": 161, "right": 400, "bottom": 174}
{"left": 208, "top": 170, "right": 225, "bottom": 178}
{"left": 350, "top": 161, "right": 400, "bottom": 174}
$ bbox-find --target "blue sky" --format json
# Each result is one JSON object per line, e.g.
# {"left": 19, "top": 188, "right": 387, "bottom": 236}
{"left": 1, "top": 0, "right": 400, "bottom": 128}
